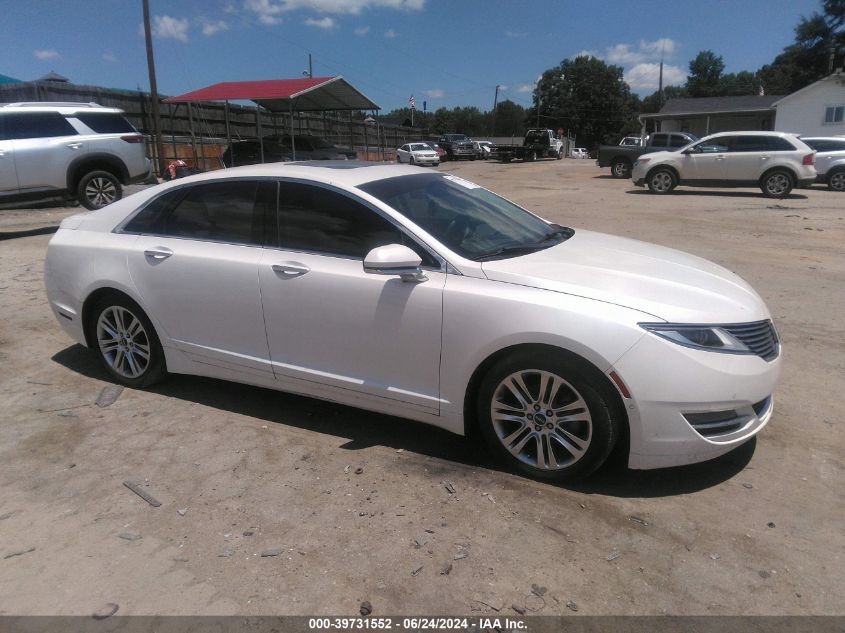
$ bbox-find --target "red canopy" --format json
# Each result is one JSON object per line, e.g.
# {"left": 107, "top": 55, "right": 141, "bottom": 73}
{"left": 164, "top": 76, "right": 379, "bottom": 112}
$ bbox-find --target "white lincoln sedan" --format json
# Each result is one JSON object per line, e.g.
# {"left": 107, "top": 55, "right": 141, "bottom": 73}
{"left": 45, "top": 162, "right": 781, "bottom": 481}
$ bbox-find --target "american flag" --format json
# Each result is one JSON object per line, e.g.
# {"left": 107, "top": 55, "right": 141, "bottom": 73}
{"left": 409, "top": 94, "right": 416, "bottom": 110}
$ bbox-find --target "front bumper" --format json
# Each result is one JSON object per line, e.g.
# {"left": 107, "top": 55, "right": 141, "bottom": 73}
{"left": 610, "top": 329, "right": 782, "bottom": 469}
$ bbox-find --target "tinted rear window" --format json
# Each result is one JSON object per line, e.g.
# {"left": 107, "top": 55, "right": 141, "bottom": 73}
{"left": 75, "top": 113, "right": 137, "bottom": 134}
{"left": 767, "top": 136, "right": 797, "bottom": 151}
{"left": 3, "top": 112, "right": 78, "bottom": 139}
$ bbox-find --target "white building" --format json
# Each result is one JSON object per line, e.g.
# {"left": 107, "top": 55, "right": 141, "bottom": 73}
{"left": 774, "top": 72, "right": 845, "bottom": 137}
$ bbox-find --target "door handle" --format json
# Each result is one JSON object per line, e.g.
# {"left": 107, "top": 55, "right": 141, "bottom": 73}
{"left": 144, "top": 247, "right": 173, "bottom": 260}
{"left": 66, "top": 142, "right": 83, "bottom": 150}
{"left": 272, "top": 262, "right": 310, "bottom": 277}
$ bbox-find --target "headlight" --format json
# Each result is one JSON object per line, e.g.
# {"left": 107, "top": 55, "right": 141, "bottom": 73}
{"left": 639, "top": 323, "right": 751, "bottom": 354}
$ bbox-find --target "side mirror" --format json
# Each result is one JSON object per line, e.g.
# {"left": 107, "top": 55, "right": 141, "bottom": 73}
{"left": 682, "top": 147, "right": 697, "bottom": 155}
{"left": 363, "top": 244, "right": 428, "bottom": 283}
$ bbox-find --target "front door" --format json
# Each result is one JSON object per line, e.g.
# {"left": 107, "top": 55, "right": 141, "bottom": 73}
{"left": 683, "top": 137, "right": 729, "bottom": 182}
{"left": 259, "top": 181, "right": 445, "bottom": 412}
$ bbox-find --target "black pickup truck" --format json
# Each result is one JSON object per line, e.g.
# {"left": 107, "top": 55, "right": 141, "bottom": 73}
{"left": 597, "top": 132, "right": 697, "bottom": 178}
{"left": 437, "top": 134, "right": 476, "bottom": 161}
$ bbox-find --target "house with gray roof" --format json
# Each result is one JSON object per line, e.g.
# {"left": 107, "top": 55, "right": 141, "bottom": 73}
{"left": 640, "top": 95, "right": 782, "bottom": 137}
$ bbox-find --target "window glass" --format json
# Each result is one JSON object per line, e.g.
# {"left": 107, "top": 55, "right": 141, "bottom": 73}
{"left": 359, "top": 173, "right": 568, "bottom": 261}
{"left": 159, "top": 181, "right": 264, "bottom": 246}
{"left": 651, "top": 134, "right": 668, "bottom": 146}
{"left": 727, "top": 136, "right": 771, "bottom": 152}
{"left": 669, "top": 135, "right": 690, "bottom": 148}
{"left": 5, "top": 113, "right": 78, "bottom": 139}
{"left": 803, "top": 139, "right": 831, "bottom": 152}
{"left": 123, "top": 189, "right": 185, "bottom": 234}
{"left": 693, "top": 138, "right": 729, "bottom": 153}
{"left": 74, "top": 113, "right": 137, "bottom": 134}
{"left": 824, "top": 105, "right": 844, "bottom": 124}
{"left": 767, "top": 136, "right": 796, "bottom": 151}
{"left": 277, "top": 183, "right": 438, "bottom": 266}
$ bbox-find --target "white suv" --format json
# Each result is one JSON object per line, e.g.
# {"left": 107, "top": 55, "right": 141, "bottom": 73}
{"left": 0, "top": 102, "right": 151, "bottom": 209}
{"left": 631, "top": 131, "right": 816, "bottom": 198}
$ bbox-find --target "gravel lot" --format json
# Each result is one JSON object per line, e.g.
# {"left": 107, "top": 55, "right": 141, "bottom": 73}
{"left": 0, "top": 161, "right": 842, "bottom": 617}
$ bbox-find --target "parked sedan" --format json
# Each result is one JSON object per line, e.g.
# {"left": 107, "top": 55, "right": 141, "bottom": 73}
{"left": 800, "top": 136, "right": 845, "bottom": 191}
{"left": 45, "top": 162, "right": 781, "bottom": 481}
{"left": 570, "top": 147, "right": 589, "bottom": 159}
{"left": 396, "top": 142, "right": 439, "bottom": 166}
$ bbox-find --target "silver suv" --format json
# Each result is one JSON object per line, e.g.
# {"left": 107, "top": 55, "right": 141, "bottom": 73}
{"left": 799, "top": 137, "right": 845, "bottom": 192}
{"left": 0, "top": 102, "right": 151, "bottom": 209}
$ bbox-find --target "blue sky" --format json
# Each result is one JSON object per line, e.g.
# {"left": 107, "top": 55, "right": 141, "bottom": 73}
{"left": 1, "top": 0, "right": 823, "bottom": 112}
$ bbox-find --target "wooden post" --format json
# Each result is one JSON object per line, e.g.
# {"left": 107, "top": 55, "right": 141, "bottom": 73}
{"left": 224, "top": 101, "right": 232, "bottom": 167}
{"left": 142, "top": 0, "right": 167, "bottom": 176}
{"left": 187, "top": 102, "right": 198, "bottom": 166}
{"left": 168, "top": 103, "right": 177, "bottom": 164}
{"left": 256, "top": 108, "right": 264, "bottom": 163}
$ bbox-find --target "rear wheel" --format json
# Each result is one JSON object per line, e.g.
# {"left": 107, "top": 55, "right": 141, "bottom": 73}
{"left": 77, "top": 170, "right": 122, "bottom": 210}
{"left": 89, "top": 294, "right": 167, "bottom": 388}
{"left": 556, "top": 148, "right": 563, "bottom": 160}
{"left": 477, "top": 351, "right": 620, "bottom": 482}
{"left": 611, "top": 159, "right": 631, "bottom": 178}
{"left": 828, "top": 169, "right": 845, "bottom": 192}
{"left": 761, "top": 170, "right": 794, "bottom": 198}
{"left": 646, "top": 168, "right": 677, "bottom": 194}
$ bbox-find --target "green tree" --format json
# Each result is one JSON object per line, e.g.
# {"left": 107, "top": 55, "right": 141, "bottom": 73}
{"left": 492, "top": 99, "right": 526, "bottom": 136}
{"left": 757, "top": 0, "right": 845, "bottom": 94}
{"left": 641, "top": 85, "right": 688, "bottom": 113}
{"left": 687, "top": 50, "right": 726, "bottom": 97}
{"left": 532, "top": 55, "right": 641, "bottom": 147}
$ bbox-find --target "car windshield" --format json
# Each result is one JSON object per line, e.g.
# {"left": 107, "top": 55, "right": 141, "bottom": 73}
{"left": 410, "top": 143, "right": 430, "bottom": 151}
{"left": 358, "top": 173, "right": 572, "bottom": 261}
{"left": 445, "top": 134, "right": 468, "bottom": 141}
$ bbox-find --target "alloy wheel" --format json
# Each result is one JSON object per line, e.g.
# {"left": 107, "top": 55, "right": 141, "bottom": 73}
{"left": 85, "top": 177, "right": 118, "bottom": 207}
{"left": 490, "top": 369, "right": 593, "bottom": 470}
{"left": 96, "top": 306, "right": 151, "bottom": 379}
{"left": 829, "top": 171, "right": 845, "bottom": 192}
{"left": 765, "top": 173, "right": 791, "bottom": 196}
{"left": 650, "top": 171, "right": 674, "bottom": 192}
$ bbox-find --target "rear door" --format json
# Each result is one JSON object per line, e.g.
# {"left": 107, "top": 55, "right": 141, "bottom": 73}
{"left": 125, "top": 179, "right": 276, "bottom": 376}
{"left": 0, "top": 116, "right": 18, "bottom": 193}
{"left": 7, "top": 112, "right": 85, "bottom": 192}
{"left": 723, "top": 135, "right": 775, "bottom": 181}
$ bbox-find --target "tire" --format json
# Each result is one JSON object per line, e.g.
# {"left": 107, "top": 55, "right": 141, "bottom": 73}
{"left": 556, "top": 148, "right": 563, "bottom": 160}
{"left": 761, "top": 169, "right": 794, "bottom": 198}
{"left": 476, "top": 350, "right": 621, "bottom": 482}
{"left": 827, "top": 169, "right": 845, "bottom": 192}
{"left": 646, "top": 168, "right": 677, "bottom": 194}
{"left": 525, "top": 150, "right": 536, "bottom": 162}
{"left": 470, "top": 155, "right": 476, "bottom": 161}
{"left": 77, "top": 170, "right": 123, "bottom": 210}
{"left": 409, "top": 156, "right": 415, "bottom": 165}
{"left": 88, "top": 294, "right": 167, "bottom": 388}
{"left": 611, "top": 159, "right": 631, "bottom": 179}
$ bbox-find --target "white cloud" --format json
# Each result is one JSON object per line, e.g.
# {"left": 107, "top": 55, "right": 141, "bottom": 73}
{"left": 505, "top": 31, "right": 526, "bottom": 38}
{"left": 384, "top": 28, "right": 397, "bottom": 38}
{"left": 34, "top": 49, "right": 59, "bottom": 60}
{"left": 516, "top": 83, "right": 534, "bottom": 93}
{"left": 153, "top": 15, "right": 190, "bottom": 41}
{"left": 102, "top": 51, "right": 118, "bottom": 62}
{"left": 606, "top": 43, "right": 644, "bottom": 65}
{"left": 246, "top": 0, "right": 284, "bottom": 23}
{"left": 604, "top": 38, "right": 678, "bottom": 65}
{"left": 305, "top": 16, "right": 336, "bottom": 27}
{"left": 625, "top": 62, "right": 685, "bottom": 90}
{"left": 244, "top": 0, "right": 424, "bottom": 21}
{"left": 354, "top": 25, "right": 370, "bottom": 35}
{"left": 202, "top": 19, "right": 230, "bottom": 36}
{"left": 423, "top": 89, "right": 444, "bottom": 98}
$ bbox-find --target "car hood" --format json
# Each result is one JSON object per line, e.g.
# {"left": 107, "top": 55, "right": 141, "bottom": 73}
{"left": 479, "top": 230, "right": 769, "bottom": 323}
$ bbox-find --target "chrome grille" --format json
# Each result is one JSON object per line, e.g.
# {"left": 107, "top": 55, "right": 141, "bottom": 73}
{"left": 722, "top": 320, "right": 779, "bottom": 361}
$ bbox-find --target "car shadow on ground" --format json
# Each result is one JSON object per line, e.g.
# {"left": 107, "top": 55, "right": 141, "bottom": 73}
{"left": 625, "top": 189, "right": 809, "bottom": 200}
{"left": 52, "top": 343, "right": 754, "bottom": 499}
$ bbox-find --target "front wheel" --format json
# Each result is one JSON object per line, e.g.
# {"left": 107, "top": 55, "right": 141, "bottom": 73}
{"left": 556, "top": 148, "right": 563, "bottom": 160}
{"left": 90, "top": 295, "right": 167, "bottom": 388}
{"left": 611, "top": 159, "right": 631, "bottom": 178}
{"left": 827, "top": 169, "right": 845, "bottom": 192}
{"left": 77, "top": 170, "right": 122, "bottom": 210}
{"left": 409, "top": 156, "right": 415, "bottom": 165}
{"left": 477, "top": 351, "right": 620, "bottom": 482}
{"left": 761, "top": 170, "right": 794, "bottom": 198}
{"left": 647, "top": 168, "right": 677, "bottom": 194}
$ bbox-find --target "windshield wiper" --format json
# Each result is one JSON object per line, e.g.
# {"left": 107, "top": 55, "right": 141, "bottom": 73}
{"left": 537, "top": 224, "right": 574, "bottom": 243}
{"left": 473, "top": 225, "right": 574, "bottom": 262}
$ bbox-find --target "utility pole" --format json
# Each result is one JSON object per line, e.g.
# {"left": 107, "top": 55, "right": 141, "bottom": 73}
{"left": 491, "top": 84, "right": 500, "bottom": 137}
{"left": 536, "top": 97, "right": 541, "bottom": 128}
{"left": 142, "top": 0, "right": 166, "bottom": 177}
{"left": 308, "top": 53, "right": 313, "bottom": 78}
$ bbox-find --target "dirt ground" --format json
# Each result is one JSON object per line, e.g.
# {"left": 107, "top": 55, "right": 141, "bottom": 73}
{"left": 0, "top": 161, "right": 842, "bottom": 617}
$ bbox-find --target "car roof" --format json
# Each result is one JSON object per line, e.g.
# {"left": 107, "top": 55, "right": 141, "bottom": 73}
{"left": 158, "top": 161, "right": 440, "bottom": 188}
{"left": 0, "top": 102, "right": 124, "bottom": 115}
